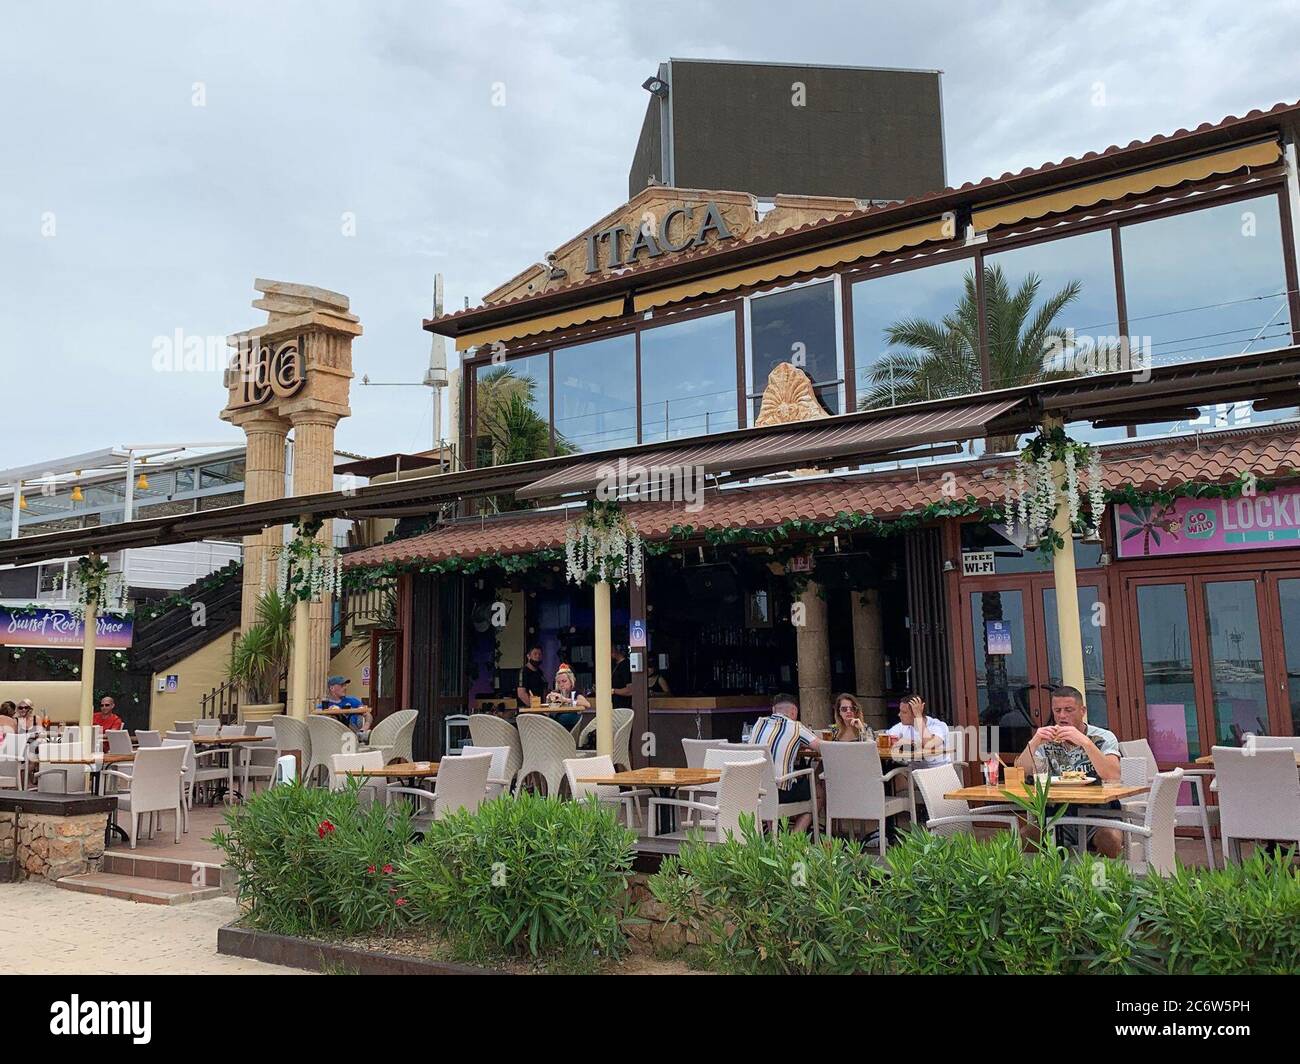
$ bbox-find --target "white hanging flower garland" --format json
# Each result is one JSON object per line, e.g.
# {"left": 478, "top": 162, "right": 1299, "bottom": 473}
{"left": 1002, "top": 429, "right": 1104, "bottom": 553}
{"left": 564, "top": 501, "right": 644, "bottom": 588}
{"left": 69, "top": 556, "right": 127, "bottom": 619}
{"left": 263, "top": 520, "right": 344, "bottom": 603}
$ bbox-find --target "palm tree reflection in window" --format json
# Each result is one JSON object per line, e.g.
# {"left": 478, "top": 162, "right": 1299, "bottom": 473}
{"left": 861, "top": 265, "right": 1083, "bottom": 451}
{"left": 475, "top": 365, "right": 574, "bottom": 512}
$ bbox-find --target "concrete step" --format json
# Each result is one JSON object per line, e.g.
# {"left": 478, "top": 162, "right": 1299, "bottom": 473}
{"left": 101, "top": 851, "right": 225, "bottom": 889}
{"left": 56, "top": 871, "right": 223, "bottom": 906}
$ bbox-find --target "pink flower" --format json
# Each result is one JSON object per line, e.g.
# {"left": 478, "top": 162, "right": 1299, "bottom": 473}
{"left": 367, "top": 865, "right": 376, "bottom": 874}
{"left": 317, "top": 820, "right": 335, "bottom": 838}
{"left": 394, "top": 897, "right": 407, "bottom": 907}
{"left": 382, "top": 864, "right": 394, "bottom": 874}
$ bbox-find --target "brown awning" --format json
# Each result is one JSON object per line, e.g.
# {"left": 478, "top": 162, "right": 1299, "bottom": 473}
{"left": 516, "top": 397, "right": 1026, "bottom": 500}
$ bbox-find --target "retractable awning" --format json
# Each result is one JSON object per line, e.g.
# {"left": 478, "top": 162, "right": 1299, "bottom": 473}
{"left": 516, "top": 397, "right": 1027, "bottom": 500}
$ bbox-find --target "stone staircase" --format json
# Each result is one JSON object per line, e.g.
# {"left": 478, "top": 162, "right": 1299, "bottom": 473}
{"left": 57, "top": 852, "right": 228, "bottom": 906}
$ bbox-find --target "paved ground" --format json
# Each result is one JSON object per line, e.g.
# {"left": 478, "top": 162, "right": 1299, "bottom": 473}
{"left": 0, "top": 882, "right": 306, "bottom": 975}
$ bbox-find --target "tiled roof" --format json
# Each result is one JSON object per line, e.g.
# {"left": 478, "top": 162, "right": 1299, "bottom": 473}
{"left": 345, "top": 423, "right": 1300, "bottom": 568}
{"left": 425, "top": 100, "right": 1300, "bottom": 337}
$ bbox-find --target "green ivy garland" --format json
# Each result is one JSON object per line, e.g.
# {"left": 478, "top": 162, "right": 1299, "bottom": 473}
{"left": 138, "top": 560, "right": 241, "bottom": 621}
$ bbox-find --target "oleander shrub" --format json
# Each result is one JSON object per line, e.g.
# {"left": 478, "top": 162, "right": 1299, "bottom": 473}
{"left": 649, "top": 817, "right": 890, "bottom": 974}
{"left": 396, "top": 792, "right": 637, "bottom": 971}
{"left": 1138, "top": 847, "right": 1300, "bottom": 974}
{"left": 212, "top": 780, "right": 415, "bottom": 938}
{"left": 649, "top": 827, "right": 1300, "bottom": 975}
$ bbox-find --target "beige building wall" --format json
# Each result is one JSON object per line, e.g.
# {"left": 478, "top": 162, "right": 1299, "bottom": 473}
{"left": 0, "top": 682, "right": 81, "bottom": 722}
{"left": 327, "top": 638, "right": 370, "bottom": 699}
{"left": 148, "top": 633, "right": 237, "bottom": 733}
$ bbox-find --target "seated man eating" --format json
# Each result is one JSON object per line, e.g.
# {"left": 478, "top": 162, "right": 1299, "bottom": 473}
{"left": 1013, "top": 685, "right": 1122, "bottom": 857}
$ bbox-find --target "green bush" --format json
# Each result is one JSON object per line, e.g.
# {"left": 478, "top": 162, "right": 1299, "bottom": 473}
{"left": 650, "top": 817, "right": 888, "bottom": 974}
{"left": 396, "top": 792, "right": 636, "bottom": 971}
{"left": 211, "top": 780, "right": 415, "bottom": 938}
{"left": 650, "top": 827, "right": 1299, "bottom": 975}
{"left": 1139, "top": 848, "right": 1300, "bottom": 974}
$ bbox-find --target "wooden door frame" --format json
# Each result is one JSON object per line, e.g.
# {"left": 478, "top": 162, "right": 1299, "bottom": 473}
{"left": 368, "top": 627, "right": 404, "bottom": 724}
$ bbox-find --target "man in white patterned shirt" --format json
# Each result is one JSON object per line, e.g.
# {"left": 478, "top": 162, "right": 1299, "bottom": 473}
{"left": 748, "top": 693, "right": 821, "bottom": 833}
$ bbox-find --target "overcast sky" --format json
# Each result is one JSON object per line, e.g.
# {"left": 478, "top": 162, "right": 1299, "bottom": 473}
{"left": 3, "top": 0, "right": 1299, "bottom": 471}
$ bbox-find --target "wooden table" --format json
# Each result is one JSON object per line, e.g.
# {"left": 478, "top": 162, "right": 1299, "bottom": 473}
{"left": 190, "top": 734, "right": 270, "bottom": 745}
{"left": 313, "top": 706, "right": 370, "bottom": 718}
{"left": 946, "top": 782, "right": 1148, "bottom": 805}
{"left": 517, "top": 704, "right": 589, "bottom": 716}
{"left": 342, "top": 761, "right": 439, "bottom": 782}
{"left": 578, "top": 767, "right": 722, "bottom": 836}
{"left": 1196, "top": 751, "right": 1300, "bottom": 766}
{"left": 39, "top": 752, "right": 136, "bottom": 766}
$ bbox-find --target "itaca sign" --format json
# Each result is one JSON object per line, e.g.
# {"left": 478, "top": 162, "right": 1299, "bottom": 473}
{"left": 584, "top": 202, "right": 735, "bottom": 274}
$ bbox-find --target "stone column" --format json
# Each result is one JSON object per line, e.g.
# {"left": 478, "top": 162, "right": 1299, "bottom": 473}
{"left": 227, "top": 410, "right": 290, "bottom": 627}
{"left": 288, "top": 409, "right": 342, "bottom": 711}
{"left": 220, "top": 280, "right": 361, "bottom": 715}
{"left": 852, "top": 588, "right": 887, "bottom": 730}
{"left": 795, "top": 582, "right": 832, "bottom": 729}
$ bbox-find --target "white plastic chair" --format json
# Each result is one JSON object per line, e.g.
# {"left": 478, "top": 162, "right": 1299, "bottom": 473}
{"left": 1249, "top": 735, "right": 1300, "bottom": 753}
{"left": 1119, "top": 738, "right": 1218, "bottom": 869}
{"left": 195, "top": 722, "right": 220, "bottom": 737}
{"left": 564, "top": 754, "right": 649, "bottom": 830}
{"left": 647, "top": 758, "right": 765, "bottom": 842}
{"left": 1053, "top": 768, "right": 1184, "bottom": 875}
{"left": 682, "top": 737, "right": 730, "bottom": 768}
{"left": 467, "top": 715, "right": 522, "bottom": 791}
{"left": 103, "top": 745, "right": 187, "bottom": 849}
{"left": 1212, "top": 746, "right": 1300, "bottom": 863}
{"left": 271, "top": 714, "right": 312, "bottom": 784}
{"left": 462, "top": 745, "right": 512, "bottom": 798}
{"left": 389, "top": 752, "right": 493, "bottom": 832}
{"left": 172, "top": 721, "right": 195, "bottom": 732}
{"left": 819, "top": 742, "right": 912, "bottom": 854}
{"left": 576, "top": 708, "right": 635, "bottom": 769}
{"left": 306, "top": 715, "right": 354, "bottom": 789}
{"left": 364, "top": 709, "right": 417, "bottom": 764}
{"left": 911, "top": 763, "right": 1019, "bottom": 837}
{"left": 239, "top": 726, "right": 278, "bottom": 796}
{"left": 135, "top": 730, "right": 162, "bottom": 748}
{"left": 33, "top": 742, "right": 90, "bottom": 794}
{"left": 160, "top": 739, "right": 196, "bottom": 832}
{"left": 517, "top": 714, "right": 595, "bottom": 797}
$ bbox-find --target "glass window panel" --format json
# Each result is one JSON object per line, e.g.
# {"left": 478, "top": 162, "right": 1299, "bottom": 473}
{"left": 640, "top": 312, "right": 739, "bottom": 443}
{"left": 1122, "top": 195, "right": 1293, "bottom": 435}
{"left": 1135, "top": 584, "right": 1199, "bottom": 762}
{"left": 175, "top": 467, "right": 196, "bottom": 493}
{"left": 1202, "top": 580, "right": 1268, "bottom": 744}
{"left": 986, "top": 229, "right": 1127, "bottom": 445}
{"left": 749, "top": 280, "right": 841, "bottom": 418}
{"left": 960, "top": 522, "right": 1102, "bottom": 573}
{"left": 553, "top": 334, "right": 637, "bottom": 453}
{"left": 1042, "top": 586, "right": 1108, "bottom": 729}
{"left": 200, "top": 459, "right": 245, "bottom": 489}
{"left": 134, "top": 471, "right": 174, "bottom": 498}
{"left": 852, "top": 257, "right": 976, "bottom": 408}
{"left": 1277, "top": 578, "right": 1300, "bottom": 736}
{"left": 474, "top": 353, "right": 552, "bottom": 466}
{"left": 969, "top": 590, "right": 1035, "bottom": 757}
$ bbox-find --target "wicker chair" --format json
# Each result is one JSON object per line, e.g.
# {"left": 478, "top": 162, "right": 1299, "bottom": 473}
{"left": 1053, "top": 768, "right": 1184, "bottom": 875}
{"left": 330, "top": 750, "right": 388, "bottom": 805}
{"left": 820, "top": 742, "right": 908, "bottom": 852}
{"left": 467, "top": 715, "right": 522, "bottom": 791}
{"left": 1119, "top": 738, "right": 1218, "bottom": 869}
{"left": 306, "top": 715, "right": 354, "bottom": 789}
{"left": 911, "top": 763, "right": 1019, "bottom": 837}
{"left": 103, "top": 745, "right": 187, "bottom": 849}
{"left": 363, "top": 709, "right": 417, "bottom": 764}
{"left": 682, "top": 737, "right": 730, "bottom": 768}
{"left": 564, "top": 754, "right": 649, "bottom": 830}
{"left": 575, "top": 708, "right": 635, "bottom": 769}
{"left": 517, "top": 714, "right": 595, "bottom": 797}
{"left": 270, "top": 715, "right": 312, "bottom": 784}
{"left": 462, "top": 745, "right": 512, "bottom": 798}
{"left": 1212, "top": 746, "right": 1300, "bottom": 863}
{"left": 389, "top": 751, "right": 492, "bottom": 833}
{"left": 647, "top": 758, "right": 765, "bottom": 842}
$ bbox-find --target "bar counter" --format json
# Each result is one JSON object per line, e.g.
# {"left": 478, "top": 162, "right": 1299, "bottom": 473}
{"left": 648, "top": 695, "right": 767, "bottom": 766}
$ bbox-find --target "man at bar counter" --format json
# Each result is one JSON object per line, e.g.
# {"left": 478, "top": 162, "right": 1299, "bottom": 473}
{"left": 610, "top": 644, "right": 633, "bottom": 709}
{"left": 1013, "top": 685, "right": 1122, "bottom": 857}
{"left": 749, "top": 693, "right": 822, "bottom": 834}
{"left": 516, "top": 643, "right": 547, "bottom": 708}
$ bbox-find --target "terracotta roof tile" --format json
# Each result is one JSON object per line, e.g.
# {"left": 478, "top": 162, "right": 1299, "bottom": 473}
{"left": 345, "top": 423, "right": 1300, "bottom": 569}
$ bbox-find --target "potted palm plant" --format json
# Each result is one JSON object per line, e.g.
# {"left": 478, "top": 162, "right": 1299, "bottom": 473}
{"left": 227, "top": 590, "right": 293, "bottom": 722}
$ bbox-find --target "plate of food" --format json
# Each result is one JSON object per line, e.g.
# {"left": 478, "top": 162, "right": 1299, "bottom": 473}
{"left": 1050, "top": 770, "right": 1096, "bottom": 784}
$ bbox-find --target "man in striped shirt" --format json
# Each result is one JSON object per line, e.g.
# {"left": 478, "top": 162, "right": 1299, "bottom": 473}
{"left": 749, "top": 693, "right": 821, "bottom": 832}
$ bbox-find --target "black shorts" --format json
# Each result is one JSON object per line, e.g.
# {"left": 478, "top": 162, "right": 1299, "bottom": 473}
{"left": 779, "top": 776, "right": 812, "bottom": 805}
{"left": 1050, "top": 799, "right": 1122, "bottom": 848}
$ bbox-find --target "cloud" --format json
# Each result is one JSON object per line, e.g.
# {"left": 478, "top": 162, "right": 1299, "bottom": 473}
{"left": 1, "top": 0, "right": 1297, "bottom": 469}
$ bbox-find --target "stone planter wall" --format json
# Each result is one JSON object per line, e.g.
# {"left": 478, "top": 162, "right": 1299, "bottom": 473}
{"left": 0, "top": 810, "right": 106, "bottom": 881}
{"left": 625, "top": 872, "right": 698, "bottom": 954}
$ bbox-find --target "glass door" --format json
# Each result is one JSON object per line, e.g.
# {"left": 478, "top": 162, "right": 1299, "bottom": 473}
{"left": 368, "top": 628, "right": 403, "bottom": 725}
{"left": 1131, "top": 580, "right": 1201, "bottom": 764}
{"left": 1200, "top": 578, "right": 1269, "bottom": 745}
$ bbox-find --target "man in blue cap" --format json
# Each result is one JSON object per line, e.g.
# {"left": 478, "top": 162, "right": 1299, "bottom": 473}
{"left": 318, "top": 675, "right": 369, "bottom": 736}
